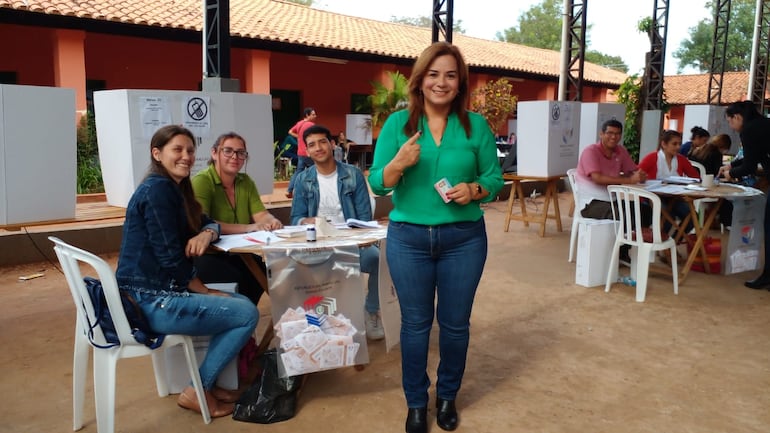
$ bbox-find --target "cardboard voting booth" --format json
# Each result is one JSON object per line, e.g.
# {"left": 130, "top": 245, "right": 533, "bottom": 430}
{"left": 94, "top": 89, "right": 273, "bottom": 207}
{"left": 0, "top": 84, "right": 76, "bottom": 226}
{"left": 579, "top": 103, "right": 625, "bottom": 156}
{"left": 345, "top": 114, "right": 372, "bottom": 145}
{"left": 575, "top": 219, "right": 618, "bottom": 287}
{"left": 517, "top": 101, "right": 580, "bottom": 177}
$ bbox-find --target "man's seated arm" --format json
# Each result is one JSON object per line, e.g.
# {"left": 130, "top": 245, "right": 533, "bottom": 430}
{"left": 590, "top": 170, "right": 646, "bottom": 186}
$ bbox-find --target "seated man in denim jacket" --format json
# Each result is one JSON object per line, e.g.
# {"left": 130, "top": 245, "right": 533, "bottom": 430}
{"left": 289, "top": 124, "right": 384, "bottom": 340}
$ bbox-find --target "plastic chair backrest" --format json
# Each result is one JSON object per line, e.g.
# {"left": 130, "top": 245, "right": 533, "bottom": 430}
{"left": 566, "top": 169, "right": 590, "bottom": 210}
{"left": 50, "top": 237, "right": 136, "bottom": 348}
{"left": 607, "top": 185, "right": 665, "bottom": 245}
{"left": 689, "top": 160, "right": 706, "bottom": 178}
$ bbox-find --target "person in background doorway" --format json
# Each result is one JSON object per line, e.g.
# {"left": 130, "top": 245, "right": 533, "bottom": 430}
{"left": 337, "top": 131, "right": 354, "bottom": 163}
{"left": 680, "top": 126, "right": 710, "bottom": 157}
{"left": 290, "top": 124, "right": 385, "bottom": 341}
{"left": 191, "top": 132, "right": 283, "bottom": 306}
{"left": 368, "top": 41, "right": 503, "bottom": 433}
{"left": 116, "top": 125, "right": 258, "bottom": 418}
{"left": 720, "top": 100, "right": 770, "bottom": 290}
{"left": 285, "top": 107, "right": 317, "bottom": 198}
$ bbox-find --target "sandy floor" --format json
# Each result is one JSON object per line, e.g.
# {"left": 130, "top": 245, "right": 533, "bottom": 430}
{"left": 1, "top": 195, "right": 769, "bottom": 433}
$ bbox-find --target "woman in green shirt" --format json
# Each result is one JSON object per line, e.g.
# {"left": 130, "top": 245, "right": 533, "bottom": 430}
{"left": 368, "top": 42, "right": 503, "bottom": 433}
{"left": 191, "top": 132, "right": 282, "bottom": 305}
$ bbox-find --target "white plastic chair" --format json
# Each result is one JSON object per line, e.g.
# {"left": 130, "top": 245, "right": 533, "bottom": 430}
{"left": 49, "top": 236, "right": 211, "bottom": 432}
{"left": 567, "top": 168, "right": 590, "bottom": 262}
{"left": 689, "top": 159, "right": 721, "bottom": 232}
{"left": 604, "top": 186, "right": 679, "bottom": 302}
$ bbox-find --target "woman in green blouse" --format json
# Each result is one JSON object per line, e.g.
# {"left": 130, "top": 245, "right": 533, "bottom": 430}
{"left": 368, "top": 42, "right": 503, "bottom": 433}
{"left": 191, "top": 132, "right": 282, "bottom": 305}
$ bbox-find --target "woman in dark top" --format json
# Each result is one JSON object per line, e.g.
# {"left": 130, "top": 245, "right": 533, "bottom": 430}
{"left": 680, "top": 126, "right": 710, "bottom": 157}
{"left": 690, "top": 134, "right": 731, "bottom": 175}
{"left": 720, "top": 101, "right": 770, "bottom": 289}
{"left": 116, "top": 125, "right": 258, "bottom": 417}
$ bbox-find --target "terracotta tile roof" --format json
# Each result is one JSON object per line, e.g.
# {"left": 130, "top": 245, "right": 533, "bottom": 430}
{"left": 664, "top": 71, "right": 758, "bottom": 105}
{"left": 2, "top": 0, "right": 628, "bottom": 86}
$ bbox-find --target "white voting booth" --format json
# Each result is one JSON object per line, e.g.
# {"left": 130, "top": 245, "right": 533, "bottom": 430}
{"left": 0, "top": 84, "right": 76, "bottom": 226}
{"left": 683, "top": 105, "right": 740, "bottom": 154}
{"left": 516, "top": 101, "right": 581, "bottom": 177}
{"left": 345, "top": 114, "right": 372, "bottom": 145}
{"left": 578, "top": 103, "right": 625, "bottom": 156}
{"left": 94, "top": 89, "right": 273, "bottom": 207}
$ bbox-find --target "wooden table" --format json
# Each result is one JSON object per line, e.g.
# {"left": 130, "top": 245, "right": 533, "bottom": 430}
{"left": 503, "top": 173, "right": 565, "bottom": 237}
{"left": 651, "top": 183, "right": 758, "bottom": 283}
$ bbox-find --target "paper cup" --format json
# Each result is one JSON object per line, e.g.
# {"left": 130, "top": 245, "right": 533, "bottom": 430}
{"left": 702, "top": 174, "right": 714, "bottom": 188}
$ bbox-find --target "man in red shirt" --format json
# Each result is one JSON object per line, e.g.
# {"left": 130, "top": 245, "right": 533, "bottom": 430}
{"left": 286, "top": 107, "right": 317, "bottom": 198}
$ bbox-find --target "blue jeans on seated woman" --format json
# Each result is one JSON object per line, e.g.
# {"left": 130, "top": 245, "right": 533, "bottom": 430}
{"left": 124, "top": 287, "right": 258, "bottom": 390}
{"left": 385, "top": 218, "right": 487, "bottom": 408}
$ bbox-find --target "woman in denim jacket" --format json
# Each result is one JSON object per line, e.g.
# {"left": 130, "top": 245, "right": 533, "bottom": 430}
{"left": 116, "top": 125, "right": 258, "bottom": 418}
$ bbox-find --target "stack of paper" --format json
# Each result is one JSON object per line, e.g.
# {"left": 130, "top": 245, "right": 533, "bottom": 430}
{"left": 215, "top": 231, "right": 283, "bottom": 251}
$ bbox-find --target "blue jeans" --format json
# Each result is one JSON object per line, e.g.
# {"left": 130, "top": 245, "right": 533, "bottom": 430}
{"left": 287, "top": 156, "right": 314, "bottom": 194}
{"left": 386, "top": 219, "right": 488, "bottom": 408}
{"left": 360, "top": 245, "right": 380, "bottom": 313}
{"left": 124, "top": 287, "right": 258, "bottom": 390}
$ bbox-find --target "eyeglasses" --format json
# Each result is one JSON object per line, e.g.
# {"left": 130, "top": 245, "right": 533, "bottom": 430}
{"left": 220, "top": 147, "right": 249, "bottom": 160}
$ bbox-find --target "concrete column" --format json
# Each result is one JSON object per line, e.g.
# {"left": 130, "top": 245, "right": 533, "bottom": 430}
{"left": 52, "top": 29, "right": 86, "bottom": 119}
{"left": 243, "top": 50, "right": 271, "bottom": 94}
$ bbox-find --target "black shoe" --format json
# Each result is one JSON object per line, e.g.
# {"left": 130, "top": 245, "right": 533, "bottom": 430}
{"left": 436, "top": 398, "right": 458, "bottom": 431}
{"left": 744, "top": 274, "right": 770, "bottom": 290}
{"left": 405, "top": 407, "right": 427, "bottom": 433}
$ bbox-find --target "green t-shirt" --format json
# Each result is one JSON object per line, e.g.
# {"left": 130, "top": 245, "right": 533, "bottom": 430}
{"left": 191, "top": 164, "right": 266, "bottom": 224}
{"left": 368, "top": 110, "right": 503, "bottom": 226}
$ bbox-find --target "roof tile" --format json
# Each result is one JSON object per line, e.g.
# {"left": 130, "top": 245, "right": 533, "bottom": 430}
{"left": 1, "top": 0, "right": 629, "bottom": 86}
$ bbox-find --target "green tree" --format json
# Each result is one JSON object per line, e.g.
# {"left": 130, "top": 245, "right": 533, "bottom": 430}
{"left": 674, "top": 0, "right": 755, "bottom": 72}
{"left": 496, "top": 0, "right": 628, "bottom": 72}
{"left": 389, "top": 16, "right": 465, "bottom": 34}
{"left": 585, "top": 51, "right": 628, "bottom": 74}
{"left": 496, "top": 0, "right": 563, "bottom": 50}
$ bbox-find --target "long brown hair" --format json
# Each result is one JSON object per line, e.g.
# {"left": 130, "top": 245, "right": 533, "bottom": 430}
{"left": 405, "top": 42, "right": 471, "bottom": 138}
{"left": 691, "top": 134, "right": 731, "bottom": 161}
{"left": 147, "top": 125, "right": 203, "bottom": 233}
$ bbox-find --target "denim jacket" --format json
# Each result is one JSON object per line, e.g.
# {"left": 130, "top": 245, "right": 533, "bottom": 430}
{"left": 116, "top": 174, "right": 219, "bottom": 292}
{"left": 290, "top": 162, "right": 372, "bottom": 225}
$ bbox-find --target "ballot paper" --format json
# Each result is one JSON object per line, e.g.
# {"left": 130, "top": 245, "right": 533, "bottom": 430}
{"left": 215, "top": 231, "right": 283, "bottom": 251}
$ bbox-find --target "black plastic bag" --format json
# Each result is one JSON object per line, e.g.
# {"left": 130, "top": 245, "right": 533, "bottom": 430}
{"left": 232, "top": 348, "right": 303, "bottom": 424}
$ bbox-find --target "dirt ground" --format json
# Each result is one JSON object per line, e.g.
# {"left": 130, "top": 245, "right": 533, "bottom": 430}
{"left": 1, "top": 196, "right": 769, "bottom": 433}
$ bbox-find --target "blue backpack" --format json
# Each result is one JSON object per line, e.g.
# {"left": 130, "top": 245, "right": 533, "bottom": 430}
{"left": 83, "top": 277, "right": 165, "bottom": 349}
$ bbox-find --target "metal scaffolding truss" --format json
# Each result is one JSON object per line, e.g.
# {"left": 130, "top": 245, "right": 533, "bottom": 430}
{"left": 707, "top": 0, "right": 731, "bottom": 105}
{"left": 750, "top": 0, "right": 770, "bottom": 112}
{"left": 203, "top": 0, "right": 231, "bottom": 78}
{"left": 431, "top": 0, "right": 454, "bottom": 43}
{"left": 644, "top": 0, "right": 669, "bottom": 110}
{"left": 564, "top": 0, "right": 587, "bottom": 101}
